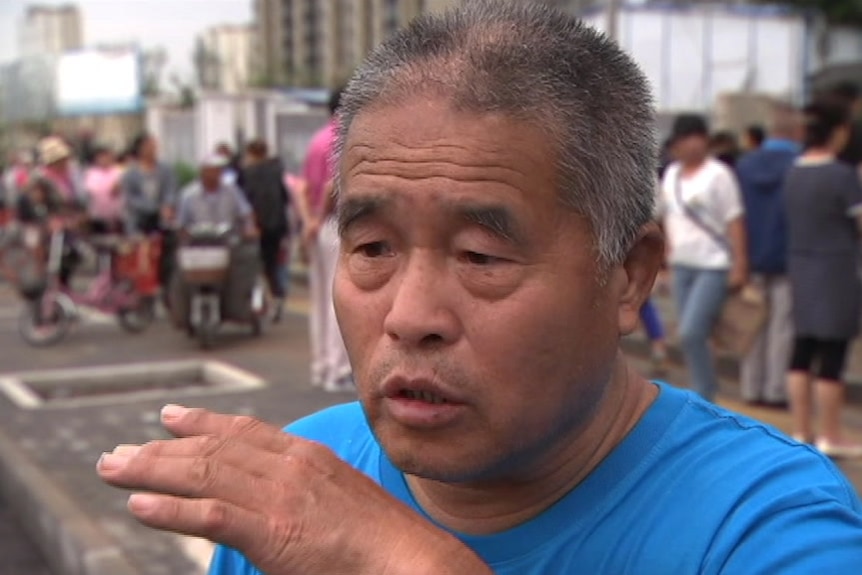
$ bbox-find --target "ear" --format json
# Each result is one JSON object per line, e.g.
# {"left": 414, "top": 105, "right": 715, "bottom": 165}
{"left": 614, "top": 222, "right": 664, "bottom": 337}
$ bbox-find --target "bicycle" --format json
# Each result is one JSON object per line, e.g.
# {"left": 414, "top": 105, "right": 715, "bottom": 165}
{"left": 18, "top": 226, "right": 160, "bottom": 346}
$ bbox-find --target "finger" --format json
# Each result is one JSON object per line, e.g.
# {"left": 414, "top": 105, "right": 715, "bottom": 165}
{"left": 97, "top": 450, "right": 288, "bottom": 512}
{"left": 126, "top": 493, "right": 276, "bottom": 563}
{"left": 159, "top": 405, "right": 294, "bottom": 452}
{"left": 108, "top": 435, "right": 297, "bottom": 475}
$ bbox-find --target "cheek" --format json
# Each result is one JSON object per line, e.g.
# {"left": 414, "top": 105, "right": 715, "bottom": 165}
{"left": 333, "top": 267, "right": 385, "bottom": 372}
{"left": 466, "top": 280, "right": 618, "bottom": 398}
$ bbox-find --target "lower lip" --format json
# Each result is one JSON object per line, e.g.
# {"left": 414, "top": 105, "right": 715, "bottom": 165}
{"left": 383, "top": 396, "right": 466, "bottom": 429}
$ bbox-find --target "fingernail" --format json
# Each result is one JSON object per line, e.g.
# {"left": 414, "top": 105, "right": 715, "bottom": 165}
{"left": 128, "top": 493, "right": 158, "bottom": 513}
{"left": 112, "top": 444, "right": 141, "bottom": 456}
{"left": 98, "top": 453, "right": 128, "bottom": 471}
{"left": 161, "top": 404, "right": 186, "bottom": 422}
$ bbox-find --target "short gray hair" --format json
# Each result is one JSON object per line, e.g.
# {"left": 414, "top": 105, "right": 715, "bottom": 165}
{"left": 335, "top": 0, "right": 656, "bottom": 267}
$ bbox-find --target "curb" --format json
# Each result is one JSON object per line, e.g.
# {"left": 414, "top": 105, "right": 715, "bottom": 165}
{"left": 620, "top": 336, "right": 862, "bottom": 405}
{"left": 0, "top": 429, "right": 142, "bottom": 575}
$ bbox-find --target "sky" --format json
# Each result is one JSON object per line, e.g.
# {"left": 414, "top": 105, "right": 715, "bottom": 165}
{"left": 0, "top": 0, "right": 251, "bottom": 80}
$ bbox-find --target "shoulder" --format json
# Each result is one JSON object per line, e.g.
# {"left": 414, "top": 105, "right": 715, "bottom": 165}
{"left": 674, "top": 393, "right": 858, "bottom": 507}
{"left": 660, "top": 162, "right": 680, "bottom": 188}
{"left": 284, "top": 402, "right": 380, "bottom": 466}
{"left": 179, "top": 183, "right": 202, "bottom": 203}
{"left": 705, "top": 158, "right": 736, "bottom": 183}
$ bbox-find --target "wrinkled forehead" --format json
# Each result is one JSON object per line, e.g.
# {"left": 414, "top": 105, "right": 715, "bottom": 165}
{"left": 339, "top": 96, "right": 558, "bottom": 175}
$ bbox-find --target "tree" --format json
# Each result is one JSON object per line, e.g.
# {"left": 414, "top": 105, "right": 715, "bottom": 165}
{"left": 141, "top": 48, "right": 167, "bottom": 97}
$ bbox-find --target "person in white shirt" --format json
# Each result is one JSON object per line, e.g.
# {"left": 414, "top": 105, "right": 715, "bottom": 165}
{"left": 658, "top": 115, "right": 749, "bottom": 400}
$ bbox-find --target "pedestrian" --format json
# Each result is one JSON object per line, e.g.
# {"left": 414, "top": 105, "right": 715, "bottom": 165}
{"left": 658, "top": 115, "right": 749, "bottom": 401}
{"left": 84, "top": 146, "right": 124, "bottom": 235}
{"left": 828, "top": 82, "right": 862, "bottom": 177}
{"left": 241, "top": 139, "right": 290, "bottom": 321}
{"left": 32, "top": 136, "right": 87, "bottom": 287}
{"left": 710, "top": 130, "right": 740, "bottom": 167}
{"left": 640, "top": 299, "right": 668, "bottom": 374}
{"left": 735, "top": 103, "right": 800, "bottom": 407}
{"left": 294, "top": 87, "right": 352, "bottom": 393}
{"left": 215, "top": 142, "right": 242, "bottom": 189}
{"left": 743, "top": 124, "right": 766, "bottom": 152}
{"left": 121, "top": 133, "right": 176, "bottom": 234}
{"left": 121, "top": 133, "right": 178, "bottom": 301}
{"left": 98, "top": 3, "right": 862, "bottom": 573}
{"left": 2, "top": 150, "right": 34, "bottom": 216}
{"left": 784, "top": 100, "right": 862, "bottom": 457}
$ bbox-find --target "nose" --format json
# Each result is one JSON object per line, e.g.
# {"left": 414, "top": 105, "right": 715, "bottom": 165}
{"left": 383, "top": 252, "right": 461, "bottom": 349}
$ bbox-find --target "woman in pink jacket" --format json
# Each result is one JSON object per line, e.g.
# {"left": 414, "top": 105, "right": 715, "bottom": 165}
{"left": 84, "top": 146, "right": 124, "bottom": 234}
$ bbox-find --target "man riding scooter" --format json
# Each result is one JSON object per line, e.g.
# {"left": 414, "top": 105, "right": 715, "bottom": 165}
{"left": 172, "top": 154, "right": 264, "bottom": 347}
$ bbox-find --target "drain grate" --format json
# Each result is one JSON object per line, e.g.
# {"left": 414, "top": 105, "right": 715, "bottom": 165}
{"left": 0, "top": 360, "right": 266, "bottom": 409}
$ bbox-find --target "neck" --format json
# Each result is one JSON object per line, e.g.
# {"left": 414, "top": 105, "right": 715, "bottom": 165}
{"left": 803, "top": 147, "right": 834, "bottom": 160}
{"left": 139, "top": 158, "right": 156, "bottom": 169}
{"left": 680, "top": 157, "right": 707, "bottom": 175}
{"left": 405, "top": 357, "right": 657, "bottom": 535}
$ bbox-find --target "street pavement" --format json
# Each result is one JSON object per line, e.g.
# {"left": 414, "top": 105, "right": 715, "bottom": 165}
{"left": 0, "top": 281, "right": 860, "bottom": 574}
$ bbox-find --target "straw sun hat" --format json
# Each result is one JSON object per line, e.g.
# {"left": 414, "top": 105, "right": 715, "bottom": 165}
{"left": 38, "top": 136, "right": 72, "bottom": 165}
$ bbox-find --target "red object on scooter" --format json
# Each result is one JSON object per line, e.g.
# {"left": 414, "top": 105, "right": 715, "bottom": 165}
{"left": 113, "top": 236, "right": 162, "bottom": 296}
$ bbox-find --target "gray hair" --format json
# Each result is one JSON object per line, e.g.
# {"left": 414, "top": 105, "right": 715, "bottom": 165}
{"left": 335, "top": 0, "right": 656, "bottom": 267}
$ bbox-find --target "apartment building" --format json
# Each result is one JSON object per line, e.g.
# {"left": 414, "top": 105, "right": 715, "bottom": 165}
{"left": 197, "top": 25, "right": 254, "bottom": 94}
{"left": 21, "top": 3, "right": 83, "bottom": 58}
{"left": 253, "top": 0, "right": 460, "bottom": 88}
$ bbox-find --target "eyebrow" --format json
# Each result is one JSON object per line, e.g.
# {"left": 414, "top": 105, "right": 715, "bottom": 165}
{"left": 337, "top": 195, "right": 392, "bottom": 235}
{"left": 337, "top": 195, "right": 523, "bottom": 244}
{"left": 452, "top": 204, "right": 522, "bottom": 243}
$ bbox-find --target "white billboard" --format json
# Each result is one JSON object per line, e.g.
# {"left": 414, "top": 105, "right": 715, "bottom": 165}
{"left": 56, "top": 49, "right": 143, "bottom": 116}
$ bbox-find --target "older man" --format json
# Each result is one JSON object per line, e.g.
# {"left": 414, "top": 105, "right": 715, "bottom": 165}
{"left": 176, "top": 154, "right": 256, "bottom": 237}
{"left": 98, "top": 3, "right": 862, "bottom": 574}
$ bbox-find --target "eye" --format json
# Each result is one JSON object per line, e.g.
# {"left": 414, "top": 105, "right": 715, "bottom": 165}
{"left": 461, "top": 251, "right": 503, "bottom": 265}
{"left": 356, "top": 241, "right": 393, "bottom": 258}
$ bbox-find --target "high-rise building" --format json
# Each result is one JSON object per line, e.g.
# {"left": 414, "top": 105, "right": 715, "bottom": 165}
{"left": 252, "top": 0, "right": 610, "bottom": 89}
{"left": 253, "top": 0, "right": 461, "bottom": 89}
{"left": 21, "top": 4, "right": 83, "bottom": 57}
{"left": 196, "top": 25, "right": 254, "bottom": 94}
{"left": 253, "top": 0, "right": 287, "bottom": 86}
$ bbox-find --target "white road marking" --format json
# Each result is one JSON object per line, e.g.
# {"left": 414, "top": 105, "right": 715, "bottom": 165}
{"left": 178, "top": 535, "right": 214, "bottom": 573}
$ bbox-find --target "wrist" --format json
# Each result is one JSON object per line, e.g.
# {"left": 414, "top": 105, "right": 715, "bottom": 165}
{"left": 374, "top": 530, "right": 491, "bottom": 575}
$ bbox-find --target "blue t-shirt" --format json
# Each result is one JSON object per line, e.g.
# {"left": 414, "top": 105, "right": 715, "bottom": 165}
{"left": 209, "top": 383, "right": 862, "bottom": 574}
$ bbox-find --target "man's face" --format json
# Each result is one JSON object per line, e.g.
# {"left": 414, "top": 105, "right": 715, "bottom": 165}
{"left": 334, "top": 98, "right": 630, "bottom": 482}
{"left": 200, "top": 165, "right": 222, "bottom": 190}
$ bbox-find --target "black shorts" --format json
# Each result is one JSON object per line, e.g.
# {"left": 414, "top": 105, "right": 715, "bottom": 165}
{"left": 789, "top": 337, "right": 849, "bottom": 382}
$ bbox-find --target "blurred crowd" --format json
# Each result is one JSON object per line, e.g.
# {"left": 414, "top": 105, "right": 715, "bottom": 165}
{"left": 652, "top": 81, "right": 862, "bottom": 458}
{"left": 0, "top": 88, "right": 352, "bottom": 393}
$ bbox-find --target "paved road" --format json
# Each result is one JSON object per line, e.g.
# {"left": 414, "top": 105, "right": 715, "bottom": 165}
{"left": 0, "top": 281, "right": 860, "bottom": 574}
{"left": 0, "top": 494, "right": 53, "bottom": 575}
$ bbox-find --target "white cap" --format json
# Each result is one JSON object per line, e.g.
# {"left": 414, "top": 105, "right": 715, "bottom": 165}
{"left": 200, "top": 152, "right": 228, "bottom": 168}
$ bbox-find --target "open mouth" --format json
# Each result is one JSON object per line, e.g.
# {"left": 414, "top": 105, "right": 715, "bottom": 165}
{"left": 399, "top": 389, "right": 449, "bottom": 405}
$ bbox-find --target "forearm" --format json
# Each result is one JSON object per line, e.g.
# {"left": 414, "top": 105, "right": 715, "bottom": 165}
{"left": 290, "top": 180, "right": 313, "bottom": 224}
{"left": 726, "top": 216, "right": 748, "bottom": 273}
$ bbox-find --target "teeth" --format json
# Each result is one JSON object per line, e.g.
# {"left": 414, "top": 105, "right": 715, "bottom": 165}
{"left": 402, "top": 390, "right": 447, "bottom": 404}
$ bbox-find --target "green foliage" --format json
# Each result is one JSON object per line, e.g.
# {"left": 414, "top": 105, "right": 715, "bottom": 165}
{"left": 174, "top": 162, "right": 197, "bottom": 188}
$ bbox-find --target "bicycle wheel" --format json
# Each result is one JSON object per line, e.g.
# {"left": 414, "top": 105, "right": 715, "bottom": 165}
{"left": 18, "top": 295, "right": 72, "bottom": 347}
{"left": 118, "top": 294, "right": 156, "bottom": 333}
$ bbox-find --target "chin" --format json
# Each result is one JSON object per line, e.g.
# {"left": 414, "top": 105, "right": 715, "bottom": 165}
{"left": 379, "top": 433, "right": 507, "bottom": 483}
{"left": 388, "top": 450, "right": 485, "bottom": 483}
